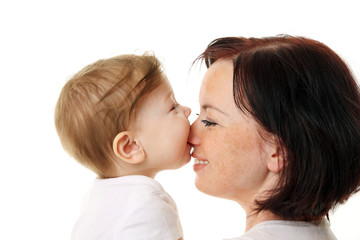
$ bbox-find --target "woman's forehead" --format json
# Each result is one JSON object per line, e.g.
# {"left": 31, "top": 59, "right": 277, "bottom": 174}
{"left": 199, "top": 59, "right": 249, "bottom": 121}
{"left": 200, "top": 60, "right": 233, "bottom": 103}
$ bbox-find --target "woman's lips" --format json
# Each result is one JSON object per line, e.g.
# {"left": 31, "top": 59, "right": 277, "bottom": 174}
{"left": 192, "top": 153, "right": 209, "bottom": 171}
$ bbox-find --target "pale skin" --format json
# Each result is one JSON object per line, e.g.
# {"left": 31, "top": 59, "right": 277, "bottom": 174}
{"left": 112, "top": 77, "right": 190, "bottom": 240}
{"left": 112, "top": 77, "right": 192, "bottom": 178}
{"left": 188, "top": 59, "right": 285, "bottom": 231}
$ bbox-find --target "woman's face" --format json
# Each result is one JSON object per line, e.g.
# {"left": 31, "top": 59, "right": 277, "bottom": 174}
{"left": 188, "top": 59, "right": 277, "bottom": 203}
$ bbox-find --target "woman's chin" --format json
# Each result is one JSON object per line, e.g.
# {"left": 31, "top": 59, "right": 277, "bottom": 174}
{"left": 195, "top": 177, "right": 212, "bottom": 196}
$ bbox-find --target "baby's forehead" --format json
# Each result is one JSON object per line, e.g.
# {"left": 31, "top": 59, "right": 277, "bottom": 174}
{"left": 132, "top": 78, "right": 172, "bottom": 108}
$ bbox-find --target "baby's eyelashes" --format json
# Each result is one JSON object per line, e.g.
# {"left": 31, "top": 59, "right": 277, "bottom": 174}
{"left": 171, "top": 103, "right": 179, "bottom": 111}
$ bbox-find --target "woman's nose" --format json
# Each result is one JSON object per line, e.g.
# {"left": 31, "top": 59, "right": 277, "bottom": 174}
{"left": 188, "top": 119, "right": 201, "bottom": 146}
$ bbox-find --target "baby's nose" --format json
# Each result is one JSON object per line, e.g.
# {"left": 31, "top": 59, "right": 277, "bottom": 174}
{"left": 183, "top": 106, "right": 191, "bottom": 118}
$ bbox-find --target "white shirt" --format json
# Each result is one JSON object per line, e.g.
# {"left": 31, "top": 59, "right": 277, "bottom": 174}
{"left": 71, "top": 175, "right": 183, "bottom": 240}
{"left": 224, "top": 220, "right": 337, "bottom": 240}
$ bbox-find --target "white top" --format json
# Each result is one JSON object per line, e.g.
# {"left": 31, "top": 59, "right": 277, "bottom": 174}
{"left": 224, "top": 220, "right": 337, "bottom": 240}
{"left": 71, "top": 175, "right": 183, "bottom": 240}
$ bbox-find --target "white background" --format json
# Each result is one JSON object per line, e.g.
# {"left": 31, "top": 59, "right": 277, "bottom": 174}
{"left": 1, "top": 0, "right": 359, "bottom": 239}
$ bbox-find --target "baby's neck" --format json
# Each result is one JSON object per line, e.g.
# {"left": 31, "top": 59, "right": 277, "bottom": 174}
{"left": 110, "top": 162, "right": 159, "bottom": 179}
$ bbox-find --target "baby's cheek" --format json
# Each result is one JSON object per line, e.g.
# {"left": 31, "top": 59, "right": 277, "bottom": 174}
{"left": 176, "top": 118, "right": 190, "bottom": 140}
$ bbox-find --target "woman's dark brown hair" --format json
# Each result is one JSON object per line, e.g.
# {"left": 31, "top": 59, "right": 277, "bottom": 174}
{"left": 196, "top": 36, "right": 360, "bottom": 221}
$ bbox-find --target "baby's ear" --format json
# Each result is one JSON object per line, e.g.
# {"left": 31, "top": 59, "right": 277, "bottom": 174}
{"left": 112, "top": 131, "right": 145, "bottom": 164}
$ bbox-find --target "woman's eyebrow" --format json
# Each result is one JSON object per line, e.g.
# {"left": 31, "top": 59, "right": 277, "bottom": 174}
{"left": 201, "top": 104, "right": 229, "bottom": 116}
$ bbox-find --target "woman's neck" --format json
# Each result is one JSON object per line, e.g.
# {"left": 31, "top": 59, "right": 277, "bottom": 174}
{"left": 245, "top": 210, "right": 282, "bottom": 232}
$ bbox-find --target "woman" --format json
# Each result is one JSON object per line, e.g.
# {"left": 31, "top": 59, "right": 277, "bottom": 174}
{"left": 188, "top": 36, "right": 360, "bottom": 239}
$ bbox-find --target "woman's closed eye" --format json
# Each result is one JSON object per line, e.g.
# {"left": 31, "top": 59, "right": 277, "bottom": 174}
{"left": 201, "top": 119, "right": 217, "bottom": 127}
{"left": 195, "top": 113, "right": 218, "bottom": 127}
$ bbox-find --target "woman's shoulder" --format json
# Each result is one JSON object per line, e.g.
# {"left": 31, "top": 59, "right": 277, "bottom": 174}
{"left": 223, "top": 220, "right": 337, "bottom": 240}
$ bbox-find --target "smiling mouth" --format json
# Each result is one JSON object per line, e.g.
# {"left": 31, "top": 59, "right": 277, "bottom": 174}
{"left": 193, "top": 158, "right": 209, "bottom": 172}
{"left": 194, "top": 159, "right": 209, "bottom": 165}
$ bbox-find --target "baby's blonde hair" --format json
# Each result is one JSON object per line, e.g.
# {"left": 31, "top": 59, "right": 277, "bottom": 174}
{"left": 54, "top": 54, "right": 163, "bottom": 178}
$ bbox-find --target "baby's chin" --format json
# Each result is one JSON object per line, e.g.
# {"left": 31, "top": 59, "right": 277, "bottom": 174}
{"left": 171, "top": 155, "right": 192, "bottom": 170}
{"left": 166, "top": 144, "right": 192, "bottom": 169}
{"left": 182, "top": 146, "right": 192, "bottom": 164}
{"left": 181, "top": 155, "right": 192, "bottom": 167}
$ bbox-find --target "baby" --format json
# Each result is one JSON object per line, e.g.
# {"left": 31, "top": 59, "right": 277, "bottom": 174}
{"left": 54, "top": 53, "right": 191, "bottom": 240}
